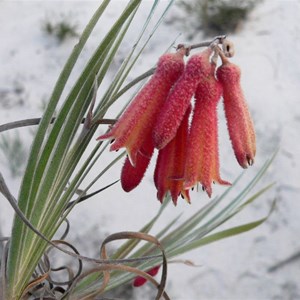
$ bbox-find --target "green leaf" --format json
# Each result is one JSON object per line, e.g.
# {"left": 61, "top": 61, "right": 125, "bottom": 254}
{"left": 6, "top": 1, "right": 143, "bottom": 298}
{"left": 170, "top": 200, "right": 276, "bottom": 256}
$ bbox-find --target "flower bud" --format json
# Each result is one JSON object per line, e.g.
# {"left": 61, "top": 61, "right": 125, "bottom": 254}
{"left": 217, "top": 52, "right": 256, "bottom": 168}
{"left": 133, "top": 265, "right": 160, "bottom": 287}
{"left": 120, "top": 133, "right": 154, "bottom": 192}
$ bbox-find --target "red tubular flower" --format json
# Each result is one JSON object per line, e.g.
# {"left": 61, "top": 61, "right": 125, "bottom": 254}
{"left": 97, "top": 49, "right": 186, "bottom": 166}
{"left": 153, "top": 47, "right": 213, "bottom": 150}
{"left": 120, "top": 133, "right": 154, "bottom": 192}
{"left": 133, "top": 265, "right": 160, "bottom": 287}
{"left": 216, "top": 52, "right": 256, "bottom": 168}
{"left": 154, "top": 106, "right": 191, "bottom": 205}
{"left": 184, "top": 62, "right": 230, "bottom": 197}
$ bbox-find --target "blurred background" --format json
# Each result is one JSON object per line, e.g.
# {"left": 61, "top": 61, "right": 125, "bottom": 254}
{"left": 1, "top": 1, "right": 300, "bottom": 299}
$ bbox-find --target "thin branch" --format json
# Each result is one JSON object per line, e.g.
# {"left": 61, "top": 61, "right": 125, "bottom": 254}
{"left": 188, "top": 35, "right": 227, "bottom": 50}
{"left": 66, "top": 180, "right": 119, "bottom": 210}
{"left": 109, "top": 67, "right": 156, "bottom": 103}
{"left": 268, "top": 251, "right": 300, "bottom": 272}
{"left": 0, "top": 118, "right": 116, "bottom": 133}
{"left": 177, "top": 34, "right": 227, "bottom": 55}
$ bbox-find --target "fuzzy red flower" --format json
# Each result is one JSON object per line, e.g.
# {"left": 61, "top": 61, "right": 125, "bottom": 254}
{"left": 154, "top": 106, "right": 191, "bottom": 205}
{"left": 216, "top": 52, "right": 256, "bottom": 168}
{"left": 98, "top": 41, "right": 256, "bottom": 203}
{"left": 97, "top": 49, "right": 186, "bottom": 166}
{"left": 153, "top": 48, "right": 213, "bottom": 150}
{"left": 184, "top": 62, "right": 230, "bottom": 197}
{"left": 120, "top": 132, "right": 154, "bottom": 192}
{"left": 133, "top": 265, "right": 160, "bottom": 287}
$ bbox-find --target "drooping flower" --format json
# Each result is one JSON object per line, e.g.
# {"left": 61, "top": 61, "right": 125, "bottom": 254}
{"left": 154, "top": 106, "right": 191, "bottom": 205}
{"left": 216, "top": 51, "right": 256, "bottom": 168}
{"left": 98, "top": 39, "right": 256, "bottom": 204}
{"left": 133, "top": 265, "right": 160, "bottom": 287}
{"left": 153, "top": 47, "right": 213, "bottom": 150}
{"left": 120, "top": 133, "right": 154, "bottom": 192}
{"left": 184, "top": 60, "right": 231, "bottom": 197}
{"left": 97, "top": 49, "right": 186, "bottom": 166}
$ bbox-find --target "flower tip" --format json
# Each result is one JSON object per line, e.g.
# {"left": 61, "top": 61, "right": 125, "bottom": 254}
{"left": 179, "top": 190, "right": 191, "bottom": 204}
{"left": 183, "top": 180, "right": 195, "bottom": 191}
{"left": 109, "top": 142, "right": 120, "bottom": 152}
{"left": 184, "top": 193, "right": 191, "bottom": 204}
{"left": 216, "top": 178, "right": 232, "bottom": 186}
{"left": 96, "top": 132, "right": 113, "bottom": 141}
{"left": 157, "top": 192, "right": 164, "bottom": 204}
{"left": 120, "top": 181, "right": 134, "bottom": 193}
{"left": 241, "top": 163, "right": 249, "bottom": 169}
{"left": 238, "top": 158, "right": 249, "bottom": 169}
{"left": 133, "top": 277, "right": 147, "bottom": 287}
{"left": 125, "top": 149, "right": 138, "bottom": 168}
{"left": 121, "top": 148, "right": 153, "bottom": 192}
{"left": 133, "top": 265, "right": 161, "bottom": 287}
{"left": 202, "top": 185, "right": 212, "bottom": 198}
{"left": 109, "top": 138, "right": 125, "bottom": 154}
{"left": 247, "top": 156, "right": 255, "bottom": 166}
{"left": 237, "top": 153, "right": 255, "bottom": 169}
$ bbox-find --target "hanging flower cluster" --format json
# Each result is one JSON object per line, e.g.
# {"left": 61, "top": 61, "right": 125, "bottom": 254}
{"left": 97, "top": 39, "right": 256, "bottom": 205}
